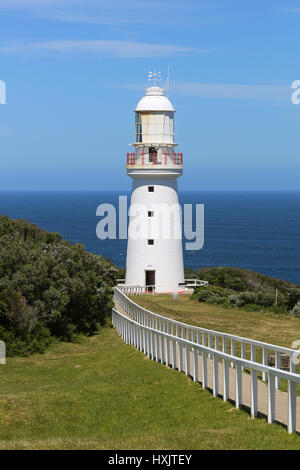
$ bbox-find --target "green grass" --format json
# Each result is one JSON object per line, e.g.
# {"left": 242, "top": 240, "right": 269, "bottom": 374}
{"left": 130, "top": 294, "right": 300, "bottom": 394}
{"left": 0, "top": 326, "right": 300, "bottom": 449}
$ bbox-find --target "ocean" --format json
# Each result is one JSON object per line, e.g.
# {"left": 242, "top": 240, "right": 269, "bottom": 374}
{"left": 0, "top": 190, "right": 299, "bottom": 285}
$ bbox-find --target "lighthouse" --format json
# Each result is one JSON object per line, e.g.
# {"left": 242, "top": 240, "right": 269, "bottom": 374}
{"left": 125, "top": 74, "right": 185, "bottom": 293}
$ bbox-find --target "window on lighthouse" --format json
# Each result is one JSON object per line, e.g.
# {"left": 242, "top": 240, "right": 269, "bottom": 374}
{"left": 135, "top": 112, "right": 142, "bottom": 143}
{"left": 148, "top": 239, "right": 154, "bottom": 245}
{"left": 149, "top": 147, "right": 157, "bottom": 163}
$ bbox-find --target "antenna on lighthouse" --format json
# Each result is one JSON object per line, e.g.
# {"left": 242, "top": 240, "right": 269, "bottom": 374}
{"left": 148, "top": 70, "right": 161, "bottom": 87}
{"left": 165, "top": 66, "right": 170, "bottom": 96}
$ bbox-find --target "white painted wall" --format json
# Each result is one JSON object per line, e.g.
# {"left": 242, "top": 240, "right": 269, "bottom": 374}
{"left": 125, "top": 86, "right": 184, "bottom": 293}
{"left": 125, "top": 176, "right": 185, "bottom": 292}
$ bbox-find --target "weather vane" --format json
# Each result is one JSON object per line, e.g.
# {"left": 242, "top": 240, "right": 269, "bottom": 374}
{"left": 148, "top": 71, "right": 162, "bottom": 87}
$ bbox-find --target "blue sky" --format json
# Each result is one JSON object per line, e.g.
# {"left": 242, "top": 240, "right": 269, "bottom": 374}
{"left": 0, "top": 0, "right": 299, "bottom": 190}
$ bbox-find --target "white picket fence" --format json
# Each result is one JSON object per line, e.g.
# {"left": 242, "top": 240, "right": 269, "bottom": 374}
{"left": 113, "top": 286, "right": 300, "bottom": 434}
{"left": 116, "top": 280, "right": 208, "bottom": 294}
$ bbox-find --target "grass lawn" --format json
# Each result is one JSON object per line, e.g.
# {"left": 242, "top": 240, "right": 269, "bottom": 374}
{"left": 129, "top": 294, "right": 300, "bottom": 394}
{"left": 0, "top": 326, "right": 299, "bottom": 449}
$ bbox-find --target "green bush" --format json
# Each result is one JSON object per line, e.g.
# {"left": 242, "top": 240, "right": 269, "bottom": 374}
{"left": 187, "top": 266, "right": 294, "bottom": 314}
{"left": 0, "top": 323, "right": 52, "bottom": 357}
{"left": 193, "top": 286, "right": 228, "bottom": 305}
{"left": 185, "top": 266, "right": 298, "bottom": 300}
{"left": 290, "top": 301, "right": 300, "bottom": 317}
{"left": 0, "top": 215, "right": 118, "bottom": 356}
{"left": 229, "top": 291, "right": 256, "bottom": 307}
{"left": 196, "top": 267, "right": 247, "bottom": 291}
{"left": 229, "top": 291, "right": 277, "bottom": 308}
{"left": 286, "top": 289, "right": 300, "bottom": 310}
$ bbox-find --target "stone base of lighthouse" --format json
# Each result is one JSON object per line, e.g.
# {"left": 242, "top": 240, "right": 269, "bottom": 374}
{"left": 125, "top": 174, "right": 185, "bottom": 293}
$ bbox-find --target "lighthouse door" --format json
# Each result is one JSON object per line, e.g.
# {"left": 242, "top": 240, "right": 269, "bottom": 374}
{"left": 145, "top": 270, "right": 155, "bottom": 292}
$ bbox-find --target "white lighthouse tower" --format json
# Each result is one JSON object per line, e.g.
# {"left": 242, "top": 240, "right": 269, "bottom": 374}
{"left": 125, "top": 73, "right": 185, "bottom": 293}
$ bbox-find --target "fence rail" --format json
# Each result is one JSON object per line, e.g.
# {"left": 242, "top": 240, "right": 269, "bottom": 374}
{"left": 117, "top": 280, "right": 208, "bottom": 294}
{"left": 113, "top": 287, "right": 300, "bottom": 433}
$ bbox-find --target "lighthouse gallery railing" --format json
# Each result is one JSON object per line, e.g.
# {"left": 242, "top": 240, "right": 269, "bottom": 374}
{"left": 113, "top": 286, "right": 300, "bottom": 434}
{"left": 126, "top": 152, "right": 183, "bottom": 167}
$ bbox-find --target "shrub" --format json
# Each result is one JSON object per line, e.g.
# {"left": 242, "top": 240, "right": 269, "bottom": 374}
{"left": 193, "top": 286, "right": 228, "bottom": 305}
{"left": 229, "top": 291, "right": 257, "bottom": 307}
{"left": 197, "top": 268, "right": 247, "bottom": 291}
{"left": 290, "top": 301, "right": 300, "bottom": 317}
{"left": 186, "top": 266, "right": 298, "bottom": 314}
{"left": 0, "top": 323, "right": 52, "bottom": 357}
{"left": 286, "top": 289, "right": 300, "bottom": 310}
{"left": 186, "top": 266, "right": 298, "bottom": 298}
{"left": 0, "top": 215, "right": 118, "bottom": 356}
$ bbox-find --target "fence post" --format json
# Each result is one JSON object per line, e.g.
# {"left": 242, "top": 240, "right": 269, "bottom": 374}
{"left": 147, "top": 330, "right": 151, "bottom": 359}
{"left": 179, "top": 342, "right": 183, "bottom": 372}
{"left": 172, "top": 340, "right": 177, "bottom": 370}
{"left": 235, "top": 363, "right": 242, "bottom": 409}
{"left": 287, "top": 380, "right": 297, "bottom": 434}
{"left": 193, "top": 348, "right": 198, "bottom": 382}
{"left": 231, "top": 340, "right": 236, "bottom": 368}
{"left": 152, "top": 330, "right": 155, "bottom": 360}
{"left": 275, "top": 351, "right": 281, "bottom": 389}
{"left": 161, "top": 335, "right": 165, "bottom": 364}
{"left": 208, "top": 334, "right": 212, "bottom": 359}
{"left": 262, "top": 348, "right": 268, "bottom": 381}
{"left": 141, "top": 328, "right": 144, "bottom": 352}
{"left": 223, "top": 337, "right": 227, "bottom": 354}
{"left": 197, "top": 331, "right": 201, "bottom": 347}
{"left": 202, "top": 351, "right": 207, "bottom": 389}
{"left": 166, "top": 337, "right": 170, "bottom": 366}
{"left": 268, "top": 372, "right": 275, "bottom": 423}
{"left": 185, "top": 345, "right": 190, "bottom": 376}
{"left": 156, "top": 332, "right": 160, "bottom": 362}
{"left": 223, "top": 359, "right": 229, "bottom": 402}
{"left": 241, "top": 342, "right": 246, "bottom": 371}
{"left": 213, "top": 355, "right": 219, "bottom": 397}
{"left": 250, "top": 370, "right": 258, "bottom": 418}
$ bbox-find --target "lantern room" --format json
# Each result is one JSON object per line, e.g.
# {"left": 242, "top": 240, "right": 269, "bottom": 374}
{"left": 134, "top": 86, "right": 175, "bottom": 145}
{"left": 127, "top": 85, "right": 183, "bottom": 171}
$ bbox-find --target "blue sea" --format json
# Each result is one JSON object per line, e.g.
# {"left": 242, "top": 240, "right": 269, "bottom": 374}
{"left": 0, "top": 191, "right": 299, "bottom": 285}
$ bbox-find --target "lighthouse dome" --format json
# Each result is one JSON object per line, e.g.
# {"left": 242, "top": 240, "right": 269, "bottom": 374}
{"left": 135, "top": 87, "right": 174, "bottom": 112}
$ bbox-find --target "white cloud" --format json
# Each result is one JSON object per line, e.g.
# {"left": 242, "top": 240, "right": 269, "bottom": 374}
{"left": 119, "top": 81, "right": 290, "bottom": 101}
{"left": 0, "top": 0, "right": 183, "bottom": 8}
{"left": 0, "top": 0, "right": 83, "bottom": 7}
{"left": 40, "top": 10, "right": 148, "bottom": 26}
{"left": 279, "top": 8, "right": 300, "bottom": 13}
{"left": 0, "top": 0, "right": 199, "bottom": 27}
{"left": 0, "top": 127, "right": 13, "bottom": 136}
{"left": 171, "top": 81, "right": 290, "bottom": 101}
{"left": 0, "top": 40, "right": 200, "bottom": 58}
